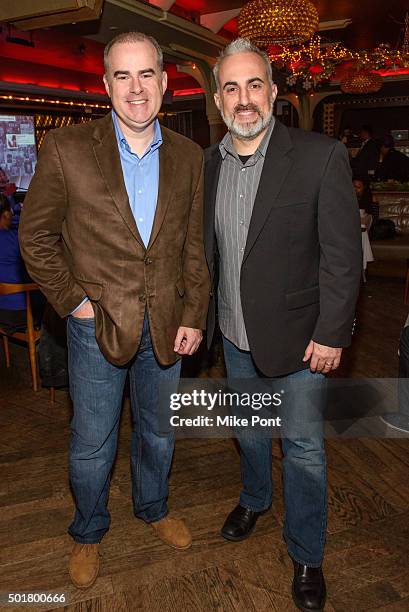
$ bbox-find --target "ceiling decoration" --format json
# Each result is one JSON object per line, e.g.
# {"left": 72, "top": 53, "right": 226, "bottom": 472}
{"left": 270, "top": 36, "right": 351, "bottom": 92}
{"left": 237, "top": 0, "right": 319, "bottom": 46}
{"left": 266, "top": 30, "right": 409, "bottom": 94}
{"left": 340, "top": 70, "right": 383, "bottom": 94}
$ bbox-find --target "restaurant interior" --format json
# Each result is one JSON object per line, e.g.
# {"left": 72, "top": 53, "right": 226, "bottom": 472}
{"left": 1, "top": 1, "right": 409, "bottom": 610}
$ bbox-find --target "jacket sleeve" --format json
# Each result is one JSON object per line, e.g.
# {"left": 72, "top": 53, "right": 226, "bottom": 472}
{"left": 312, "top": 141, "right": 362, "bottom": 347}
{"left": 19, "top": 131, "right": 86, "bottom": 317}
{"left": 181, "top": 153, "right": 211, "bottom": 329}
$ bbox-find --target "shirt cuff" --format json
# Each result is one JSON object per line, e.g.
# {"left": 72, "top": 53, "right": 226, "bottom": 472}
{"left": 70, "top": 297, "right": 89, "bottom": 315}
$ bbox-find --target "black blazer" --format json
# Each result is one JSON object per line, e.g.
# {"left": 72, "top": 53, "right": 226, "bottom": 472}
{"left": 352, "top": 138, "right": 379, "bottom": 180}
{"left": 204, "top": 120, "right": 362, "bottom": 377}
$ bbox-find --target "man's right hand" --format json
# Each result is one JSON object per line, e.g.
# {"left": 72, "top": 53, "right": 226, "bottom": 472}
{"left": 72, "top": 300, "right": 94, "bottom": 319}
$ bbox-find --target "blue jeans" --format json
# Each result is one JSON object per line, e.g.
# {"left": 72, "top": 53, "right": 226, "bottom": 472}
{"left": 222, "top": 336, "right": 327, "bottom": 567}
{"left": 67, "top": 312, "right": 181, "bottom": 544}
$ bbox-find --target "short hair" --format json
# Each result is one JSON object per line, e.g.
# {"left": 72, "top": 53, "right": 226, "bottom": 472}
{"left": 104, "top": 31, "right": 163, "bottom": 74}
{"left": 213, "top": 38, "right": 273, "bottom": 90}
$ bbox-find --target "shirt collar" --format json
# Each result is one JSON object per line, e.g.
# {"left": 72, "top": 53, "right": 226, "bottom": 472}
{"left": 112, "top": 110, "right": 162, "bottom": 157}
{"left": 219, "top": 116, "right": 275, "bottom": 161}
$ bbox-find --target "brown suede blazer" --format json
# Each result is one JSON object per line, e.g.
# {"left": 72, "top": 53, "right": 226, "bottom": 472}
{"left": 19, "top": 113, "right": 210, "bottom": 366}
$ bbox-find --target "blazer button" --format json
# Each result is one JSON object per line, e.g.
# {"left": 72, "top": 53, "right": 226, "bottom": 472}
{"left": 144, "top": 257, "right": 153, "bottom": 265}
{"left": 209, "top": 290, "right": 214, "bottom": 297}
{"left": 139, "top": 293, "right": 146, "bottom": 302}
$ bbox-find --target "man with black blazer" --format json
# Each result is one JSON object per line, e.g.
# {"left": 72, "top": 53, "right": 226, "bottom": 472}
{"left": 204, "top": 39, "right": 362, "bottom": 612}
{"left": 352, "top": 125, "right": 379, "bottom": 181}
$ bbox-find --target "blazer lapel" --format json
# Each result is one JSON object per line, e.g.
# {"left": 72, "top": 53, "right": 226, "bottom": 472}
{"left": 147, "top": 128, "right": 176, "bottom": 250}
{"left": 92, "top": 113, "right": 144, "bottom": 247}
{"left": 204, "top": 145, "right": 222, "bottom": 269}
{"left": 243, "top": 121, "right": 294, "bottom": 263}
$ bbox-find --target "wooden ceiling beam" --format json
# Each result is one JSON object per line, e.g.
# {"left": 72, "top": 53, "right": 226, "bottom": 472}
{"left": 0, "top": 0, "right": 104, "bottom": 31}
{"left": 0, "top": 0, "right": 88, "bottom": 22}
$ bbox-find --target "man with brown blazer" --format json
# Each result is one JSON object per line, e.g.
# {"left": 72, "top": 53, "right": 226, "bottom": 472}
{"left": 204, "top": 39, "right": 362, "bottom": 611}
{"left": 19, "top": 32, "right": 209, "bottom": 589}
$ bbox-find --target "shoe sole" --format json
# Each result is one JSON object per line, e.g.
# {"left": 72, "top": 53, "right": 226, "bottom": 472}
{"left": 220, "top": 523, "right": 256, "bottom": 542}
{"left": 379, "top": 416, "right": 409, "bottom": 434}
{"left": 291, "top": 584, "right": 325, "bottom": 612}
{"left": 161, "top": 540, "right": 192, "bottom": 550}
{"left": 151, "top": 531, "right": 192, "bottom": 550}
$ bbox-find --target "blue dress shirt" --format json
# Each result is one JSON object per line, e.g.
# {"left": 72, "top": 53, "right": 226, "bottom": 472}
{"left": 112, "top": 110, "right": 162, "bottom": 247}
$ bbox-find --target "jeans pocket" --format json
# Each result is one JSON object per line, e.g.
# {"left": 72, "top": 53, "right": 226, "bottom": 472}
{"left": 68, "top": 315, "right": 96, "bottom": 344}
{"left": 70, "top": 315, "right": 95, "bottom": 325}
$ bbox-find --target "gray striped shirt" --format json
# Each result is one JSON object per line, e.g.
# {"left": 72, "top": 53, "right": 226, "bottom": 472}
{"left": 215, "top": 119, "right": 275, "bottom": 350}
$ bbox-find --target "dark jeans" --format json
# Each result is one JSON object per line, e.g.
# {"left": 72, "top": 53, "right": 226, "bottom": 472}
{"left": 67, "top": 312, "right": 181, "bottom": 544}
{"left": 222, "top": 336, "right": 327, "bottom": 567}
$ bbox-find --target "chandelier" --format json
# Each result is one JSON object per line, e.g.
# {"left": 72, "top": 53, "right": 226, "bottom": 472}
{"left": 238, "top": 0, "right": 319, "bottom": 46}
{"left": 341, "top": 71, "right": 383, "bottom": 94}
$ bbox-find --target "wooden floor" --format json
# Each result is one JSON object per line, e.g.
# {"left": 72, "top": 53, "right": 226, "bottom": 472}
{"left": 1, "top": 275, "right": 409, "bottom": 611}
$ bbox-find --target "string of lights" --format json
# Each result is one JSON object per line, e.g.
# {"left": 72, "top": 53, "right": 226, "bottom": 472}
{"left": 0, "top": 93, "right": 111, "bottom": 110}
{"left": 267, "top": 36, "right": 409, "bottom": 93}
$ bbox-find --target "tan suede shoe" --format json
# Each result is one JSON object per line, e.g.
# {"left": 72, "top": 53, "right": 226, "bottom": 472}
{"left": 68, "top": 543, "right": 100, "bottom": 589}
{"left": 151, "top": 516, "right": 192, "bottom": 550}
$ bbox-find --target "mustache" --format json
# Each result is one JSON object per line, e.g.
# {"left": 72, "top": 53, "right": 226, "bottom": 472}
{"left": 233, "top": 104, "right": 261, "bottom": 114}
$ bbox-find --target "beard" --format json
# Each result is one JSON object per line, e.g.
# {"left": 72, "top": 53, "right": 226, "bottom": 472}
{"left": 220, "top": 101, "right": 274, "bottom": 141}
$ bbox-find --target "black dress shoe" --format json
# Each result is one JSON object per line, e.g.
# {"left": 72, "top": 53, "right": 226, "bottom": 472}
{"left": 292, "top": 560, "right": 326, "bottom": 612}
{"left": 220, "top": 504, "right": 264, "bottom": 541}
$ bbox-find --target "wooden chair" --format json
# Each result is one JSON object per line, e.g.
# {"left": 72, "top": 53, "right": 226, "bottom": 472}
{"left": 0, "top": 282, "right": 43, "bottom": 393}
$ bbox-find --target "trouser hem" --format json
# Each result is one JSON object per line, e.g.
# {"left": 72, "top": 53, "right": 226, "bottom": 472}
{"left": 70, "top": 534, "right": 104, "bottom": 545}
{"left": 134, "top": 508, "right": 169, "bottom": 524}
{"left": 288, "top": 551, "right": 323, "bottom": 568}
{"left": 239, "top": 501, "right": 272, "bottom": 513}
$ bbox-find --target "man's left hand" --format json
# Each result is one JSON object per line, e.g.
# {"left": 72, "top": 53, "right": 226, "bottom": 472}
{"left": 303, "top": 340, "right": 342, "bottom": 373}
{"left": 174, "top": 327, "right": 203, "bottom": 356}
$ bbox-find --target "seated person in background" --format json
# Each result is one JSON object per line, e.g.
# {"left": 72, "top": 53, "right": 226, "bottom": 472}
{"left": 0, "top": 166, "right": 20, "bottom": 225}
{"left": 353, "top": 177, "right": 377, "bottom": 228}
{"left": 376, "top": 134, "right": 409, "bottom": 183}
{"left": 0, "top": 195, "right": 43, "bottom": 332}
